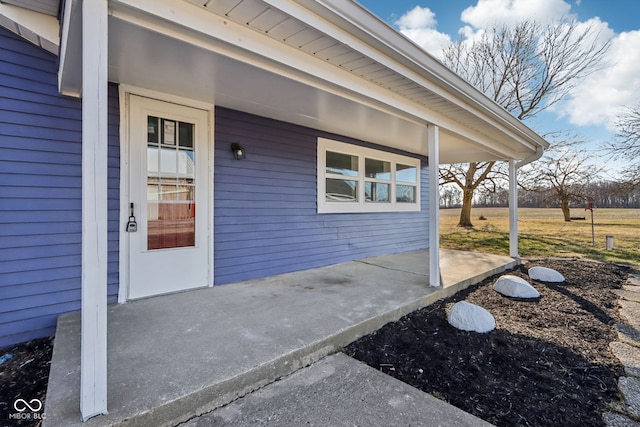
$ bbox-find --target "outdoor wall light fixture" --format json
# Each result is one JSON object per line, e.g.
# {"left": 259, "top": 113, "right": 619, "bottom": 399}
{"left": 231, "top": 143, "right": 246, "bottom": 160}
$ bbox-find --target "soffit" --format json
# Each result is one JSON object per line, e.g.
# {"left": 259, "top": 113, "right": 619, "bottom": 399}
{"left": 183, "top": 0, "right": 545, "bottom": 162}
{"left": 0, "top": 0, "right": 59, "bottom": 16}
{"left": 0, "top": 0, "right": 59, "bottom": 53}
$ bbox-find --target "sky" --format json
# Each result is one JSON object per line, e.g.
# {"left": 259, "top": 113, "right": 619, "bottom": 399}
{"left": 357, "top": 0, "right": 640, "bottom": 176}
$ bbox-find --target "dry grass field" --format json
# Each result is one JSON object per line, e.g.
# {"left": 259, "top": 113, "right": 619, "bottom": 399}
{"left": 440, "top": 208, "right": 640, "bottom": 266}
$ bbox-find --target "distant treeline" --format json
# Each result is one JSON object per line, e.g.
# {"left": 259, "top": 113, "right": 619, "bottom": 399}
{"left": 441, "top": 180, "right": 640, "bottom": 209}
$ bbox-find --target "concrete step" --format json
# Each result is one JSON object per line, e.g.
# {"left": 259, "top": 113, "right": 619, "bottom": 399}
{"left": 603, "top": 411, "right": 640, "bottom": 426}
{"left": 182, "top": 354, "right": 493, "bottom": 427}
{"left": 616, "top": 289, "right": 640, "bottom": 303}
{"left": 620, "top": 300, "right": 640, "bottom": 328}
{"left": 620, "top": 377, "right": 640, "bottom": 418}
{"left": 611, "top": 342, "right": 640, "bottom": 378}
{"left": 617, "top": 324, "right": 640, "bottom": 348}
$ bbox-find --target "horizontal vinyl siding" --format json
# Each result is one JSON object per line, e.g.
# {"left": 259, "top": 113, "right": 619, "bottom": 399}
{"left": 214, "top": 107, "right": 429, "bottom": 285}
{"left": 0, "top": 28, "right": 120, "bottom": 347}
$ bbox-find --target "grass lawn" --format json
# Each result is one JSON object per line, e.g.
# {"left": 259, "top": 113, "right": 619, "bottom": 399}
{"left": 440, "top": 207, "right": 640, "bottom": 266}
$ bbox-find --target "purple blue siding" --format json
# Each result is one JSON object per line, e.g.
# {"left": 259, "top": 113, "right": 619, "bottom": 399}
{"left": 1, "top": 27, "right": 429, "bottom": 347}
{"left": 0, "top": 28, "right": 119, "bottom": 347}
{"left": 214, "top": 107, "right": 429, "bottom": 285}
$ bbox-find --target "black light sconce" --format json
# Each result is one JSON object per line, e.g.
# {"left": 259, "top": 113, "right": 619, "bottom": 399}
{"left": 231, "top": 143, "right": 246, "bottom": 160}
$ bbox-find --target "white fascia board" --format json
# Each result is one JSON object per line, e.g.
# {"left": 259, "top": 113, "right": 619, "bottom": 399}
{"left": 0, "top": 2, "right": 59, "bottom": 54}
{"left": 294, "top": 0, "right": 549, "bottom": 152}
{"left": 58, "top": 0, "right": 82, "bottom": 97}
{"left": 110, "top": 0, "right": 520, "bottom": 158}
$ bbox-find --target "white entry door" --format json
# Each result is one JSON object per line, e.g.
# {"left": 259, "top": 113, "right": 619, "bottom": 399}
{"left": 127, "top": 95, "right": 210, "bottom": 299}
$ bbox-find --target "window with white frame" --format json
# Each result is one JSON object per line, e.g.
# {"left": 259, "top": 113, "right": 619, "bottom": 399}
{"left": 317, "top": 138, "right": 421, "bottom": 213}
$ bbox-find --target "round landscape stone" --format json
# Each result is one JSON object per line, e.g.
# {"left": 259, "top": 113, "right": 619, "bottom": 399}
{"left": 528, "top": 266, "right": 565, "bottom": 282}
{"left": 493, "top": 275, "right": 540, "bottom": 298}
{"left": 447, "top": 301, "right": 496, "bottom": 333}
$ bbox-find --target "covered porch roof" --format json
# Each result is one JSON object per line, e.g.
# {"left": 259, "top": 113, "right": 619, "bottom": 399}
{"left": 2, "top": 0, "right": 549, "bottom": 163}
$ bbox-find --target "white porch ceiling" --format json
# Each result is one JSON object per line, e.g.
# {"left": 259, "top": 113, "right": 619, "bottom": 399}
{"left": 58, "top": 0, "right": 548, "bottom": 163}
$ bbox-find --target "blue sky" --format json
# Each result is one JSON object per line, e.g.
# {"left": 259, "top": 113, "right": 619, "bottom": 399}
{"left": 358, "top": 0, "right": 640, "bottom": 176}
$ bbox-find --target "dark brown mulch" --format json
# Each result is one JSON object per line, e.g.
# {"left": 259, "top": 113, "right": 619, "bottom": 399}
{"left": 345, "top": 259, "right": 631, "bottom": 427}
{"left": 0, "top": 337, "right": 53, "bottom": 426}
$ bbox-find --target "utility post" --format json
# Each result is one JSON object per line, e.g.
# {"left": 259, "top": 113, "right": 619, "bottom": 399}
{"left": 585, "top": 201, "right": 595, "bottom": 247}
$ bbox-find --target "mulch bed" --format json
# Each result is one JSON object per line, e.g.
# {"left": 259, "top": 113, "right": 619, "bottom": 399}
{"left": 345, "top": 259, "right": 631, "bottom": 427}
{"left": 0, "top": 337, "right": 53, "bottom": 426}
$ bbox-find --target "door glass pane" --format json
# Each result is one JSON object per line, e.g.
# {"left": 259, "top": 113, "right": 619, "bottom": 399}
{"left": 147, "top": 117, "right": 196, "bottom": 250}
{"left": 178, "top": 150, "right": 195, "bottom": 176}
{"left": 148, "top": 116, "right": 159, "bottom": 143}
{"left": 179, "top": 122, "right": 194, "bottom": 148}
{"left": 365, "top": 158, "right": 391, "bottom": 180}
{"left": 159, "top": 147, "right": 178, "bottom": 174}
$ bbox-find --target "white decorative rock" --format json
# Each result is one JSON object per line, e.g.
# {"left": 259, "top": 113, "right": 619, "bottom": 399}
{"left": 528, "top": 266, "right": 565, "bottom": 283}
{"left": 493, "top": 275, "right": 540, "bottom": 298}
{"left": 448, "top": 301, "right": 496, "bottom": 333}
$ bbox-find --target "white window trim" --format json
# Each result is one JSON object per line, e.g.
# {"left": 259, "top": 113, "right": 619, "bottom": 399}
{"left": 317, "top": 138, "right": 421, "bottom": 214}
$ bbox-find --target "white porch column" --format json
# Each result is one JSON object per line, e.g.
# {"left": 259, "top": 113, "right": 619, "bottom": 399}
{"left": 428, "top": 125, "right": 440, "bottom": 287}
{"left": 508, "top": 159, "right": 519, "bottom": 258}
{"left": 81, "top": 0, "right": 109, "bottom": 420}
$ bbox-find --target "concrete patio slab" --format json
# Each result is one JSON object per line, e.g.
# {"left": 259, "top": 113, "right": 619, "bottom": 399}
{"left": 44, "top": 249, "right": 516, "bottom": 427}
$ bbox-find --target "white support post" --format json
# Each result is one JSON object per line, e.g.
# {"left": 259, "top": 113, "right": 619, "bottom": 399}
{"left": 81, "top": 0, "right": 109, "bottom": 420}
{"left": 428, "top": 125, "right": 441, "bottom": 287}
{"left": 508, "top": 160, "right": 519, "bottom": 259}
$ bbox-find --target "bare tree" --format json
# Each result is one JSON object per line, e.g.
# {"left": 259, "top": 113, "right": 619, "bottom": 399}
{"left": 440, "top": 19, "right": 610, "bottom": 227}
{"left": 606, "top": 104, "right": 640, "bottom": 186}
{"left": 520, "top": 140, "right": 601, "bottom": 221}
{"left": 440, "top": 185, "right": 462, "bottom": 208}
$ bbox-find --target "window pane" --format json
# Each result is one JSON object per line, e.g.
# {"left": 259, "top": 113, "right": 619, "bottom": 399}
{"left": 326, "top": 179, "right": 357, "bottom": 201}
{"left": 365, "top": 182, "right": 390, "bottom": 202}
{"left": 396, "top": 185, "right": 416, "bottom": 203}
{"left": 365, "top": 158, "right": 391, "bottom": 180}
{"left": 396, "top": 164, "right": 417, "bottom": 183}
{"left": 326, "top": 151, "right": 358, "bottom": 177}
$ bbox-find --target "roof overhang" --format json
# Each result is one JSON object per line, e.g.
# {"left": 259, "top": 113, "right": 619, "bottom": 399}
{"left": 56, "top": 0, "right": 548, "bottom": 163}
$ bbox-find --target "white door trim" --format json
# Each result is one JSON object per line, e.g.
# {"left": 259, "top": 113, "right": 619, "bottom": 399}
{"left": 118, "top": 85, "right": 214, "bottom": 303}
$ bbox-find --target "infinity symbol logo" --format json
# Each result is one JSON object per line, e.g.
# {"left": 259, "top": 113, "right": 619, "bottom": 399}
{"left": 14, "top": 398, "right": 43, "bottom": 412}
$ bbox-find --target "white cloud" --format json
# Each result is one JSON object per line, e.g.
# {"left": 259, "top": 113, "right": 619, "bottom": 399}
{"left": 556, "top": 29, "right": 640, "bottom": 129}
{"left": 393, "top": 1, "right": 636, "bottom": 133}
{"left": 461, "top": 0, "right": 572, "bottom": 29}
{"left": 394, "top": 6, "right": 452, "bottom": 58}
